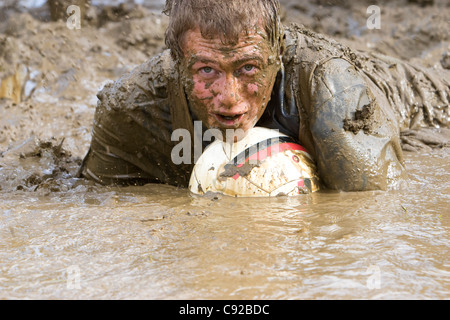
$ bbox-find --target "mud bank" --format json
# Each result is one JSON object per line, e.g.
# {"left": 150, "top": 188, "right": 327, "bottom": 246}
{"left": 0, "top": 2, "right": 168, "bottom": 192}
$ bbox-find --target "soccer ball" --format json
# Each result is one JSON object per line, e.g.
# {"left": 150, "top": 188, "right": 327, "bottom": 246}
{"left": 188, "top": 127, "right": 320, "bottom": 197}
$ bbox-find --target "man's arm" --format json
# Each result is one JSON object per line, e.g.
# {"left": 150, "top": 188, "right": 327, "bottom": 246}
{"left": 282, "top": 26, "right": 410, "bottom": 191}
{"left": 79, "top": 50, "right": 192, "bottom": 186}
{"left": 307, "top": 57, "right": 406, "bottom": 191}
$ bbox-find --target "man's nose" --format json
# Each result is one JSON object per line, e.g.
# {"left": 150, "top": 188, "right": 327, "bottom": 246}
{"left": 218, "top": 74, "right": 241, "bottom": 108}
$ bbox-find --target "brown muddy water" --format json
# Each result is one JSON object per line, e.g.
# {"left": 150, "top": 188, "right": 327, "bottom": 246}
{"left": 0, "top": 148, "right": 448, "bottom": 299}
{"left": 0, "top": 0, "right": 449, "bottom": 299}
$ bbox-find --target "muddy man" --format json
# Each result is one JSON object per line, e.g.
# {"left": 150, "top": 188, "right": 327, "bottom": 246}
{"left": 78, "top": 0, "right": 449, "bottom": 191}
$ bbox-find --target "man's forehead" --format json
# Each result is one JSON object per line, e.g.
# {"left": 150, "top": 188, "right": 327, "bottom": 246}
{"left": 182, "top": 27, "right": 271, "bottom": 58}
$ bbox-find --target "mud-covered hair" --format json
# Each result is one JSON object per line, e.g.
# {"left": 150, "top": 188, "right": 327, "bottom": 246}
{"left": 163, "top": 0, "right": 284, "bottom": 61}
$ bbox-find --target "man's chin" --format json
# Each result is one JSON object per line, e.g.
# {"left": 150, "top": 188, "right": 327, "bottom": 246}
{"left": 211, "top": 125, "right": 251, "bottom": 143}
{"left": 224, "top": 127, "right": 250, "bottom": 143}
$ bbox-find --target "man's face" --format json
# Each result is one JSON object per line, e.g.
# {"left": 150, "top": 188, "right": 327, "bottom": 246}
{"left": 181, "top": 27, "right": 281, "bottom": 139}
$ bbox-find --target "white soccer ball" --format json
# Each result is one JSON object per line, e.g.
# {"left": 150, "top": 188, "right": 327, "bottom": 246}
{"left": 188, "top": 127, "right": 320, "bottom": 197}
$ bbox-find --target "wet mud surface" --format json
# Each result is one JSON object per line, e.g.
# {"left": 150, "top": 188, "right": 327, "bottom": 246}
{"left": 0, "top": 0, "right": 449, "bottom": 299}
{"left": 0, "top": 149, "right": 448, "bottom": 299}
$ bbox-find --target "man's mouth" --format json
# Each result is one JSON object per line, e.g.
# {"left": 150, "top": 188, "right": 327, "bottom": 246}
{"left": 214, "top": 113, "right": 245, "bottom": 126}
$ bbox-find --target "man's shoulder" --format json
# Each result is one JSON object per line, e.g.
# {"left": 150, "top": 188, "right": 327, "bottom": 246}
{"left": 97, "top": 50, "right": 177, "bottom": 112}
{"left": 121, "top": 49, "right": 176, "bottom": 98}
{"left": 282, "top": 23, "right": 356, "bottom": 64}
{"left": 281, "top": 23, "right": 362, "bottom": 87}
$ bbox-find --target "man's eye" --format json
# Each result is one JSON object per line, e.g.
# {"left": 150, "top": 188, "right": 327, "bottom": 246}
{"left": 200, "top": 67, "right": 213, "bottom": 74}
{"left": 241, "top": 64, "right": 257, "bottom": 74}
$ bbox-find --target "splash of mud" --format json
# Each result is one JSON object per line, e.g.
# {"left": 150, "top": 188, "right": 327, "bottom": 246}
{"left": 343, "top": 102, "right": 375, "bottom": 134}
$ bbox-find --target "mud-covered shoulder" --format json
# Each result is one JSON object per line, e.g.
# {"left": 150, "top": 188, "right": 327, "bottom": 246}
{"left": 281, "top": 24, "right": 359, "bottom": 153}
{"left": 283, "top": 24, "right": 358, "bottom": 67}
{"left": 96, "top": 49, "right": 176, "bottom": 113}
{"left": 282, "top": 23, "right": 449, "bottom": 139}
{"left": 282, "top": 24, "right": 360, "bottom": 110}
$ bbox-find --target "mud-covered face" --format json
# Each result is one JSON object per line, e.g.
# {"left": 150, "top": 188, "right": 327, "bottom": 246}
{"left": 181, "top": 27, "right": 281, "bottom": 139}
